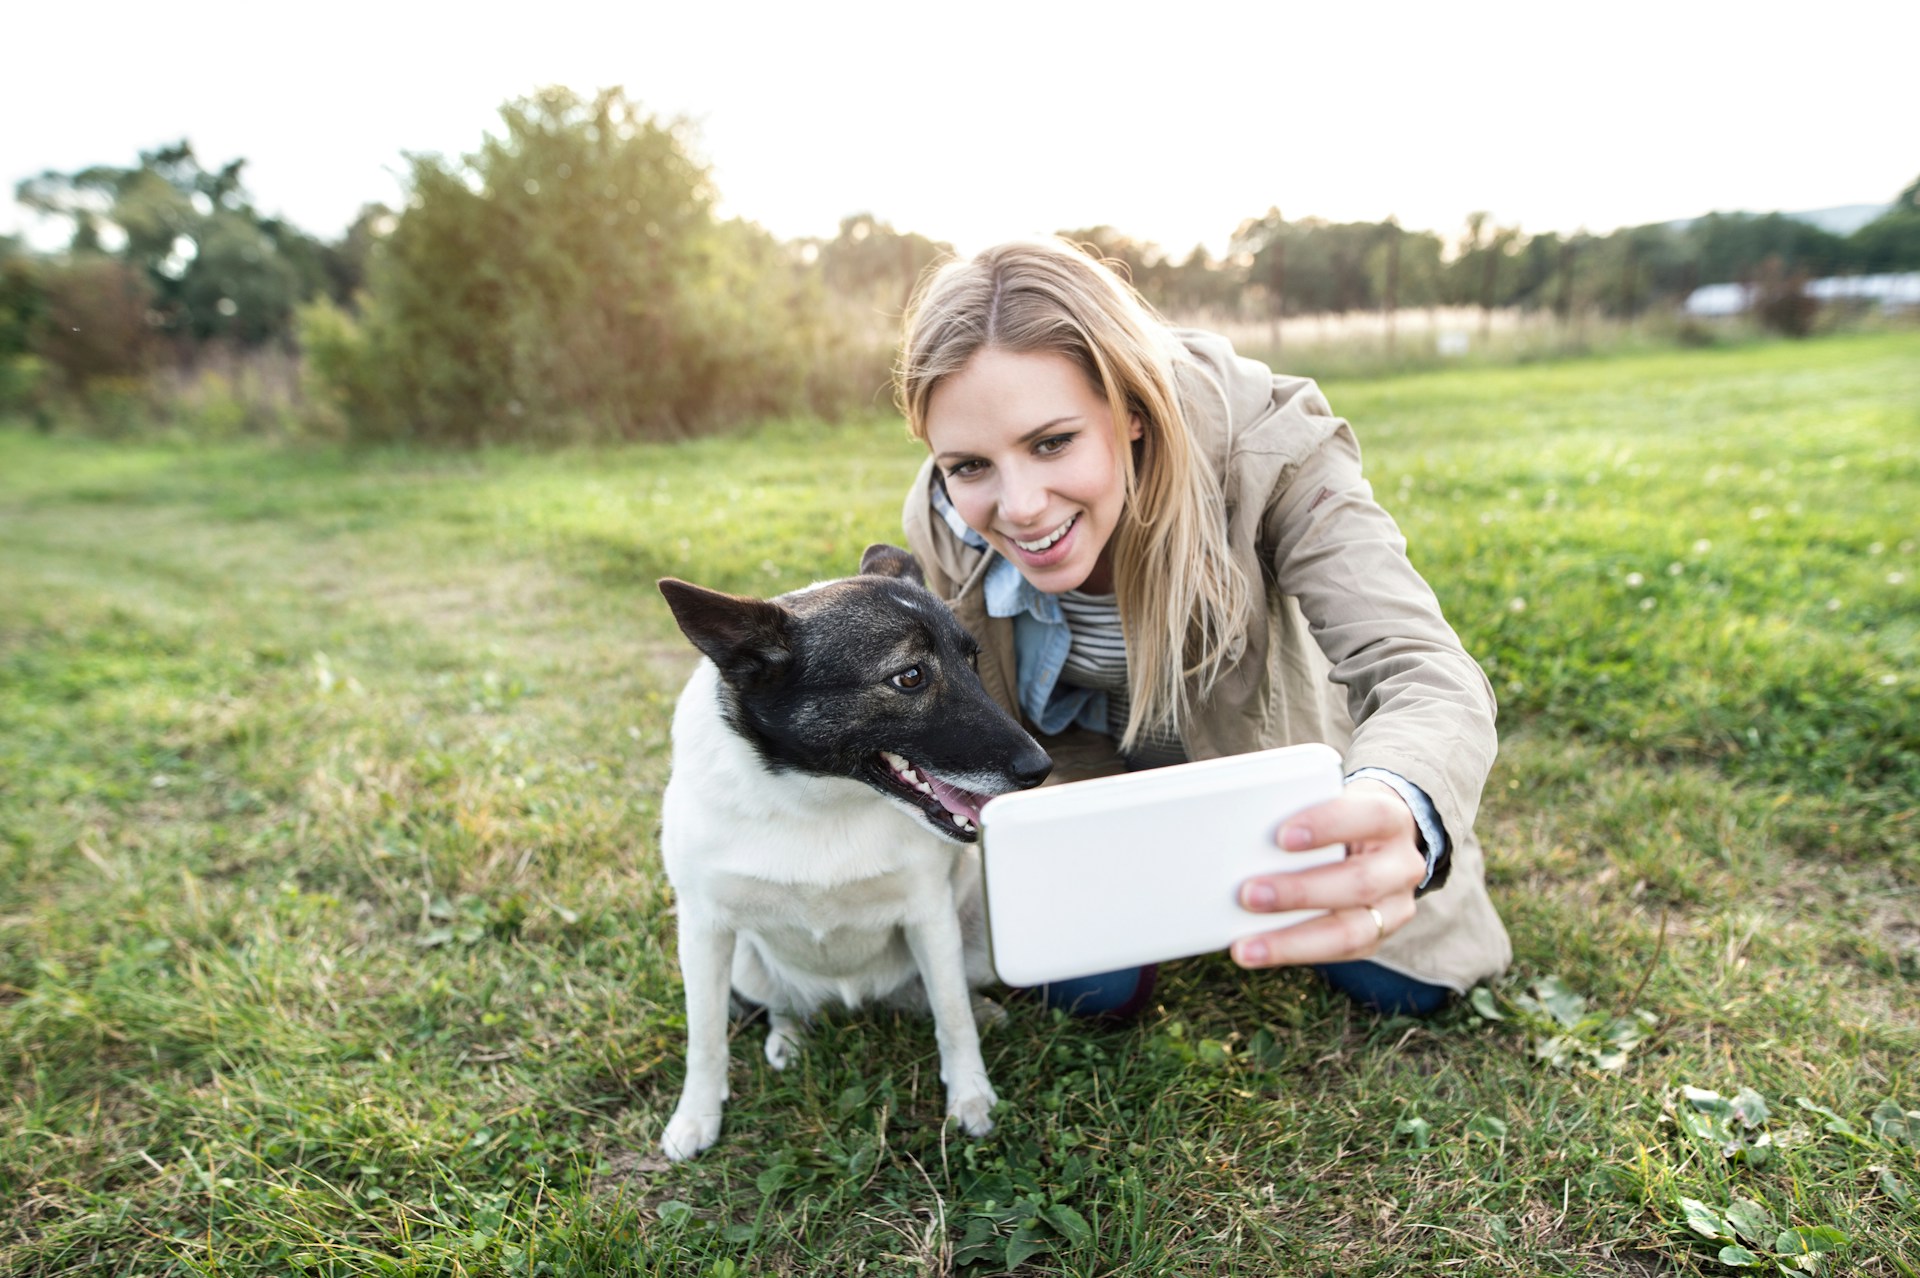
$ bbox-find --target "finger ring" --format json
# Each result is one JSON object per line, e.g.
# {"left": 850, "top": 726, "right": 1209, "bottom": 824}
{"left": 1366, "top": 905, "right": 1387, "bottom": 941}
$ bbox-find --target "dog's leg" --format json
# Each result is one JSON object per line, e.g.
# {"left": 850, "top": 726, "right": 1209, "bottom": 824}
{"left": 661, "top": 914, "right": 736, "bottom": 1162}
{"left": 764, "top": 1011, "right": 807, "bottom": 1071}
{"left": 904, "top": 911, "right": 998, "bottom": 1138}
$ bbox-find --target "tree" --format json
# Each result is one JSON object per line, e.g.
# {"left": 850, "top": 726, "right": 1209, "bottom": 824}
{"left": 303, "top": 86, "right": 838, "bottom": 443}
{"left": 1157, "top": 244, "right": 1242, "bottom": 317}
{"left": 1553, "top": 234, "right": 1588, "bottom": 322}
{"left": 1382, "top": 227, "right": 1446, "bottom": 313}
{"left": 1448, "top": 212, "right": 1525, "bottom": 336}
{"left": 318, "top": 203, "right": 396, "bottom": 306}
{"left": 812, "top": 213, "right": 949, "bottom": 311}
{"left": 1687, "top": 212, "right": 1846, "bottom": 285}
{"left": 1054, "top": 226, "right": 1171, "bottom": 300}
{"left": 1845, "top": 173, "right": 1920, "bottom": 274}
{"left": 1508, "top": 230, "right": 1563, "bottom": 310}
{"left": 15, "top": 142, "right": 330, "bottom": 346}
{"left": 1231, "top": 208, "right": 1290, "bottom": 347}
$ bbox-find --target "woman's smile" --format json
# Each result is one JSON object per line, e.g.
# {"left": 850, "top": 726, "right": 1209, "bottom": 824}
{"left": 1004, "top": 512, "right": 1082, "bottom": 571}
{"left": 1011, "top": 513, "right": 1078, "bottom": 554}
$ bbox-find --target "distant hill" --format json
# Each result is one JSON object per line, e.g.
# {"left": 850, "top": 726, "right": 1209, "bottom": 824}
{"left": 1783, "top": 204, "right": 1893, "bottom": 235}
{"left": 1666, "top": 204, "right": 1892, "bottom": 236}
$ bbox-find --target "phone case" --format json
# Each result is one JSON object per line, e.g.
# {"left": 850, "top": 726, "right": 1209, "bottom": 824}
{"left": 979, "top": 742, "right": 1347, "bottom": 986}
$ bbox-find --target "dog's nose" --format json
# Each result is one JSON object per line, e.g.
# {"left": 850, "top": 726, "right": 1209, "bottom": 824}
{"left": 1011, "top": 744, "right": 1052, "bottom": 790}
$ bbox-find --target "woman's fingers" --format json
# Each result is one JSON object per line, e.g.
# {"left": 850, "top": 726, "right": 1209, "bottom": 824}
{"left": 1231, "top": 892, "right": 1419, "bottom": 968}
{"left": 1229, "top": 777, "right": 1428, "bottom": 968}
{"left": 1277, "top": 780, "right": 1414, "bottom": 851}
{"left": 1239, "top": 842, "right": 1424, "bottom": 913}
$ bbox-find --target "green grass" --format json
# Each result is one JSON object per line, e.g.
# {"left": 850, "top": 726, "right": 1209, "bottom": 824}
{"left": 1, "top": 331, "right": 1916, "bottom": 1275}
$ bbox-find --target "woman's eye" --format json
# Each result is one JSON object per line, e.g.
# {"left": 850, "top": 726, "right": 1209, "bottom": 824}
{"left": 946, "top": 459, "right": 985, "bottom": 480}
{"left": 1035, "top": 433, "right": 1075, "bottom": 456}
{"left": 891, "top": 666, "right": 926, "bottom": 690}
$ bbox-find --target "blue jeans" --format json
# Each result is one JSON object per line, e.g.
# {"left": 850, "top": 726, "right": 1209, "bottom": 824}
{"left": 1038, "top": 960, "right": 1450, "bottom": 1018}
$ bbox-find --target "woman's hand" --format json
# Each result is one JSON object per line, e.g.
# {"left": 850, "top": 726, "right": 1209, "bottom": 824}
{"left": 1231, "top": 777, "right": 1426, "bottom": 968}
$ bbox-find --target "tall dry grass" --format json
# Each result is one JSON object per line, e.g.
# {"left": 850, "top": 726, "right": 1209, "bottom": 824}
{"left": 1164, "top": 304, "right": 1741, "bottom": 378}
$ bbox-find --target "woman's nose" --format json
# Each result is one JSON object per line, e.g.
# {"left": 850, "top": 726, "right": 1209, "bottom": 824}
{"left": 997, "top": 466, "right": 1047, "bottom": 525}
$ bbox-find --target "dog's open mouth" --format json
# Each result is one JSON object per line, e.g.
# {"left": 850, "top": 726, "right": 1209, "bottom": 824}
{"left": 874, "top": 750, "right": 994, "bottom": 840}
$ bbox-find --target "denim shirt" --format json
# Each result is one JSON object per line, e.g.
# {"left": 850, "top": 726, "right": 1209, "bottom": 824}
{"left": 930, "top": 482, "right": 1449, "bottom": 888}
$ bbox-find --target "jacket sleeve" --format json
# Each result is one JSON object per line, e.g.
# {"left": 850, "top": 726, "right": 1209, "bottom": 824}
{"left": 1258, "top": 421, "right": 1497, "bottom": 870}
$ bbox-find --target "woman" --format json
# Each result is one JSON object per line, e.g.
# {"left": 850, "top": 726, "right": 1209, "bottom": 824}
{"left": 895, "top": 239, "right": 1511, "bottom": 1017}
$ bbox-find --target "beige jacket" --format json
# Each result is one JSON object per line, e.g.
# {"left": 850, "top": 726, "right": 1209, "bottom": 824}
{"left": 901, "top": 329, "right": 1511, "bottom": 992}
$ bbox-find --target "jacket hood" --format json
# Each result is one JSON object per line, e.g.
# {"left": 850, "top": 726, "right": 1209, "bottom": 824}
{"left": 902, "top": 455, "right": 984, "bottom": 604}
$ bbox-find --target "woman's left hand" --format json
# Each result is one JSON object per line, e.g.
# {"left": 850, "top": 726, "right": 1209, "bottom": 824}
{"left": 1231, "top": 777, "right": 1426, "bottom": 968}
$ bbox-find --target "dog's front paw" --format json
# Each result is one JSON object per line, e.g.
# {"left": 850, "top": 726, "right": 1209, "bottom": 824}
{"left": 660, "top": 1109, "right": 722, "bottom": 1162}
{"left": 947, "top": 1085, "right": 999, "bottom": 1138}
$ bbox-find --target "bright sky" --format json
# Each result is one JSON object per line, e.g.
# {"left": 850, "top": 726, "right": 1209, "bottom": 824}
{"left": 5, "top": 0, "right": 1915, "bottom": 257}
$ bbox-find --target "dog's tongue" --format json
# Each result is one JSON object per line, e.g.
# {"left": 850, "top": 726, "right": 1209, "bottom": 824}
{"left": 925, "top": 774, "right": 989, "bottom": 825}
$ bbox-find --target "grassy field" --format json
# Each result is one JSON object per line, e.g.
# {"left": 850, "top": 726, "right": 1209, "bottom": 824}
{"left": 1, "top": 331, "right": 1916, "bottom": 1276}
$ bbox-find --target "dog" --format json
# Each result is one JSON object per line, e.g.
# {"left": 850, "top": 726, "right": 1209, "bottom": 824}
{"left": 654, "top": 544, "right": 1051, "bottom": 1161}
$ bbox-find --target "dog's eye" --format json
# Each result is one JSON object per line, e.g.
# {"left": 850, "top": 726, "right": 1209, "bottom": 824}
{"left": 891, "top": 666, "right": 925, "bottom": 690}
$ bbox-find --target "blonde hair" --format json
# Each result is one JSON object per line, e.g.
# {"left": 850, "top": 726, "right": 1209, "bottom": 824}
{"left": 896, "top": 239, "right": 1253, "bottom": 752}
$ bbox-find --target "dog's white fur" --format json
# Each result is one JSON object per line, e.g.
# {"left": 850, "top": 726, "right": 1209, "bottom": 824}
{"left": 659, "top": 660, "right": 997, "bottom": 1162}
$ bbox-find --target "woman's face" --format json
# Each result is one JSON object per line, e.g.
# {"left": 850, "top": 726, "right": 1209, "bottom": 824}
{"left": 924, "top": 347, "right": 1139, "bottom": 596}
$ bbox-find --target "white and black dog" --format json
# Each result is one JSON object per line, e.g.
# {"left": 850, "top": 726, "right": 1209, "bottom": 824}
{"left": 655, "top": 544, "right": 1050, "bottom": 1161}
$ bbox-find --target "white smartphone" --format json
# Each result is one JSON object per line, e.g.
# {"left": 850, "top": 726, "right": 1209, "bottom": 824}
{"left": 978, "top": 742, "right": 1347, "bottom": 986}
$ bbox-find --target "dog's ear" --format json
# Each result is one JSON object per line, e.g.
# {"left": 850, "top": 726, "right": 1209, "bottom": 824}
{"left": 859, "top": 543, "right": 925, "bottom": 587}
{"left": 658, "top": 579, "right": 793, "bottom": 688}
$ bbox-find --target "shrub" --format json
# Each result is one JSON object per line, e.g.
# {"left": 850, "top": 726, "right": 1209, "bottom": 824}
{"left": 150, "top": 345, "right": 305, "bottom": 438}
{"left": 294, "top": 297, "right": 391, "bottom": 440}
{"left": 31, "top": 256, "right": 161, "bottom": 392}
{"left": 303, "top": 86, "right": 850, "bottom": 445}
{"left": 0, "top": 252, "right": 46, "bottom": 421}
{"left": 1751, "top": 255, "right": 1817, "bottom": 338}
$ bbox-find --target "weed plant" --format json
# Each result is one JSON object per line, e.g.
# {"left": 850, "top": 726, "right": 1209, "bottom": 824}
{"left": 1, "top": 332, "right": 1915, "bottom": 1274}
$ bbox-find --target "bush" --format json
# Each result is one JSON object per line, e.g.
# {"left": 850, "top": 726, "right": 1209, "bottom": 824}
{"left": 294, "top": 297, "right": 390, "bottom": 440}
{"left": 0, "top": 252, "right": 46, "bottom": 421}
{"left": 303, "top": 86, "right": 857, "bottom": 445}
{"left": 31, "top": 256, "right": 162, "bottom": 393}
{"left": 1751, "top": 255, "right": 1817, "bottom": 338}
{"left": 0, "top": 354, "right": 47, "bottom": 424}
{"left": 0, "top": 250, "right": 40, "bottom": 359}
{"left": 150, "top": 345, "right": 305, "bottom": 438}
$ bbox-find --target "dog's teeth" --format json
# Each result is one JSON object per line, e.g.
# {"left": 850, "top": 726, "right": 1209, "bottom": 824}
{"left": 916, "top": 782, "right": 933, "bottom": 794}
{"left": 952, "top": 813, "right": 969, "bottom": 828}
{"left": 881, "top": 751, "right": 907, "bottom": 771}
{"left": 900, "top": 769, "right": 919, "bottom": 784}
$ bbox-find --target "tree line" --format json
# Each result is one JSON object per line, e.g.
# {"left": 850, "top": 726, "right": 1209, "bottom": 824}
{"left": 3, "top": 86, "right": 1916, "bottom": 443}
{"left": 1073, "top": 193, "right": 1920, "bottom": 329}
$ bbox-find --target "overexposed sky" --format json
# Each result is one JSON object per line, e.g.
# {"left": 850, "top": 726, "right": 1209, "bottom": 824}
{"left": 5, "top": 0, "right": 1915, "bottom": 256}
